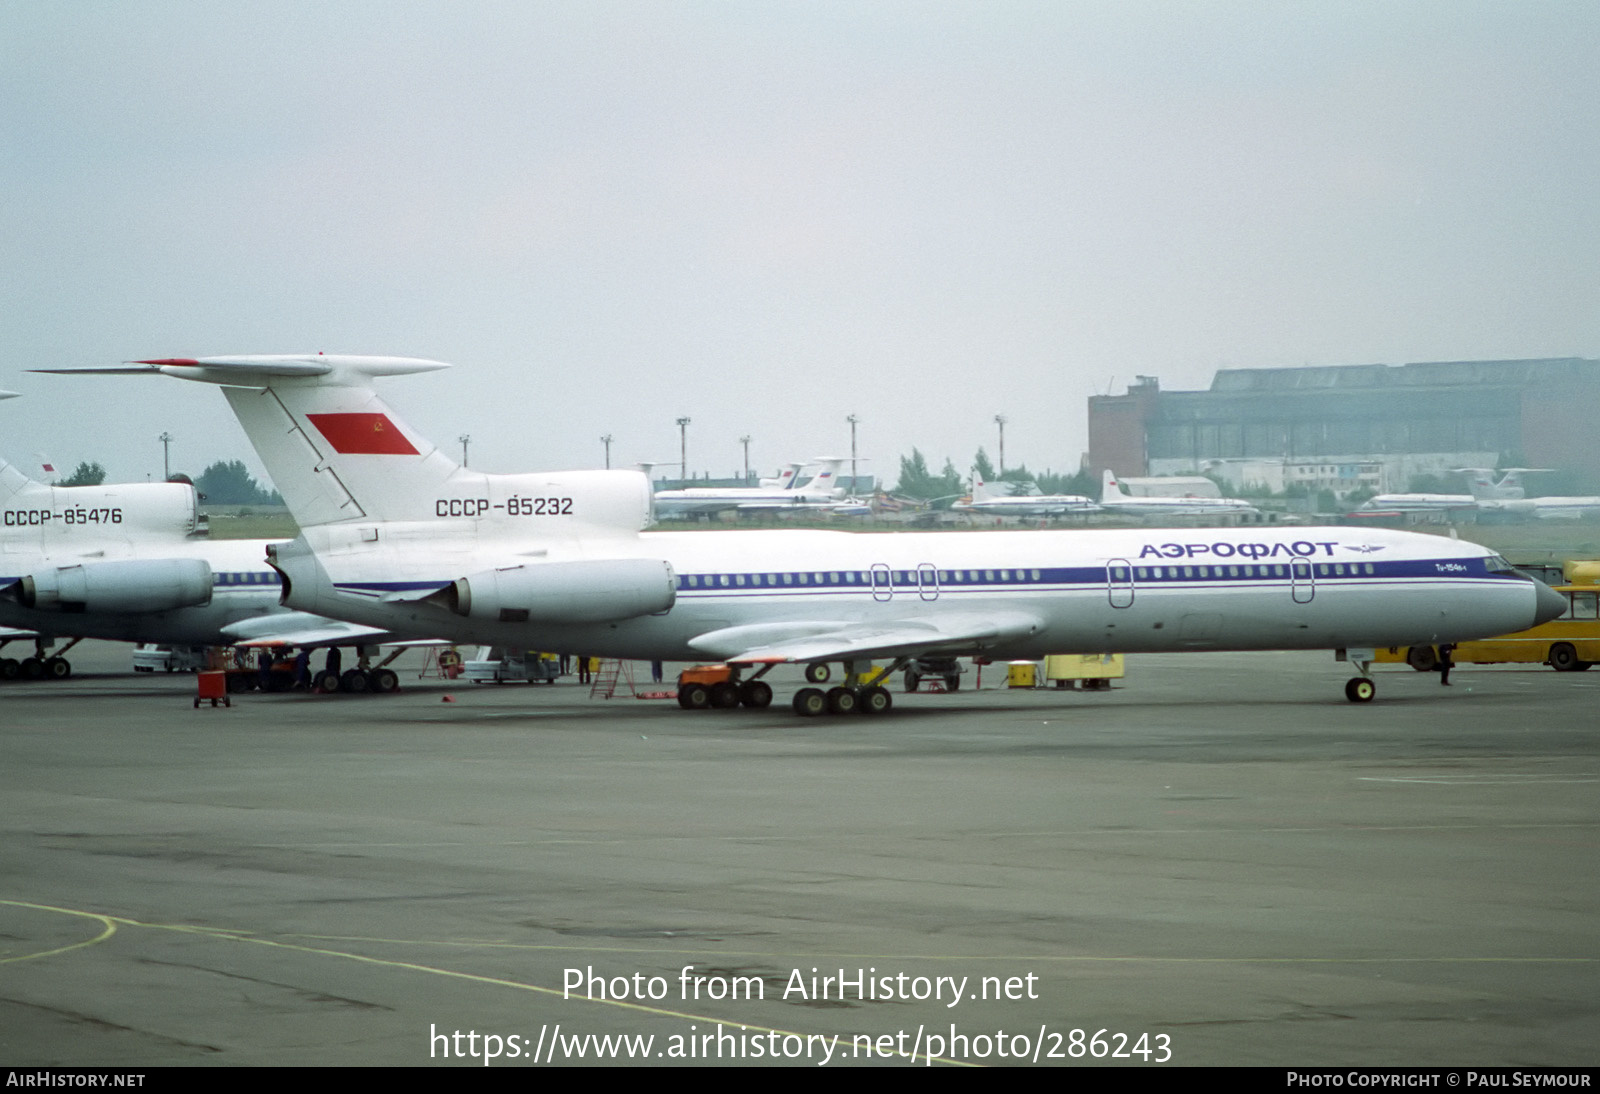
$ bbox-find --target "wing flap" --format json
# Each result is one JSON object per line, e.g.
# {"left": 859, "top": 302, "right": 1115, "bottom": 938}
{"left": 699, "top": 611, "right": 1045, "bottom": 665}
{"left": 220, "top": 613, "right": 393, "bottom": 648}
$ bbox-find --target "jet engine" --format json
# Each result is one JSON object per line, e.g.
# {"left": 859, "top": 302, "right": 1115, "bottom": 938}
{"left": 16, "top": 558, "right": 213, "bottom": 613}
{"left": 436, "top": 559, "right": 675, "bottom": 624}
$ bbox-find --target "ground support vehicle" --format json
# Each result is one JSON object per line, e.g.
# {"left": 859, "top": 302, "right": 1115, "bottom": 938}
{"left": 463, "top": 648, "right": 562, "bottom": 684}
{"left": 903, "top": 656, "right": 964, "bottom": 693}
{"left": 133, "top": 644, "right": 208, "bottom": 673}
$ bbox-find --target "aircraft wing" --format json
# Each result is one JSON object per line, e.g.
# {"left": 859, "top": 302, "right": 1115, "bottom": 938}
{"left": 690, "top": 611, "right": 1043, "bottom": 664}
{"left": 218, "top": 613, "right": 398, "bottom": 649}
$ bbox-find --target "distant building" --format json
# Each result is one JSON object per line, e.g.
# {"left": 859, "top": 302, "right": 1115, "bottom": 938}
{"left": 1087, "top": 359, "right": 1600, "bottom": 493}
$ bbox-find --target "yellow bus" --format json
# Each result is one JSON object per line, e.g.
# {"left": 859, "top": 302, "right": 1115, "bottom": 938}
{"left": 1376, "top": 581, "right": 1600, "bottom": 673}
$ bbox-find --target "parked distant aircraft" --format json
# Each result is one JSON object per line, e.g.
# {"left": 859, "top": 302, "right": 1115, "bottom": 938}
{"left": 1353, "top": 469, "right": 1525, "bottom": 517}
{"left": 652, "top": 457, "right": 859, "bottom": 518}
{"left": 50, "top": 354, "right": 1568, "bottom": 710}
{"left": 1466, "top": 469, "right": 1600, "bottom": 520}
{"left": 953, "top": 471, "right": 1096, "bottom": 517}
{"left": 1099, "top": 471, "right": 1257, "bottom": 518}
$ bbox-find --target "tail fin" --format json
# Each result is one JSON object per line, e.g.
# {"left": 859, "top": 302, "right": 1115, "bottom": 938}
{"left": 1455, "top": 467, "right": 1531, "bottom": 501}
{"left": 970, "top": 468, "right": 993, "bottom": 501}
{"left": 798, "top": 458, "right": 847, "bottom": 498}
{"left": 0, "top": 391, "right": 29, "bottom": 502}
{"left": 0, "top": 452, "right": 40, "bottom": 504}
{"left": 770, "top": 462, "right": 805, "bottom": 490}
{"left": 1493, "top": 469, "right": 1528, "bottom": 499}
{"left": 52, "top": 355, "right": 651, "bottom": 533}
{"left": 199, "top": 356, "right": 456, "bottom": 526}
{"left": 1102, "top": 469, "right": 1130, "bottom": 502}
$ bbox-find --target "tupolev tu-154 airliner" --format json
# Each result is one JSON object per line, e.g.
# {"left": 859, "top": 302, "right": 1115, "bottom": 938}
{"left": 0, "top": 391, "right": 425, "bottom": 690}
{"left": 47, "top": 355, "right": 1567, "bottom": 714}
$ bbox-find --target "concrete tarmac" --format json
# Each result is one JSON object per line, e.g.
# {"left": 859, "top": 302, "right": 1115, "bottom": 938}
{"left": 1, "top": 643, "right": 1595, "bottom": 1067}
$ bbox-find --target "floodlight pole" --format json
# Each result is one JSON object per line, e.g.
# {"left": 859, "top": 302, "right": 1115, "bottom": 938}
{"left": 847, "top": 414, "right": 860, "bottom": 492}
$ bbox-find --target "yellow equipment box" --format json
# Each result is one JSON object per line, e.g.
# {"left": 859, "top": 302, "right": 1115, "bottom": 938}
{"left": 1044, "top": 653, "right": 1125, "bottom": 689}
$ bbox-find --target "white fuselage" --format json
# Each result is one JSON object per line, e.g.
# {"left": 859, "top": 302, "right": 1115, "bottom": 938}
{"left": 955, "top": 496, "right": 1097, "bottom": 517}
{"left": 1475, "top": 496, "right": 1600, "bottom": 520}
{"left": 1357, "top": 493, "right": 1474, "bottom": 513}
{"left": 270, "top": 522, "right": 1549, "bottom": 663}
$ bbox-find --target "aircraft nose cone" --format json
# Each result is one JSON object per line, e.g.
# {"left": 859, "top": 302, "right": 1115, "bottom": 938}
{"left": 1533, "top": 579, "right": 1569, "bottom": 626}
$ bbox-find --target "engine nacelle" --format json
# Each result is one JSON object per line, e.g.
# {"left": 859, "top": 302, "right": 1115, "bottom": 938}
{"left": 439, "top": 559, "right": 676, "bottom": 624}
{"left": 17, "top": 558, "right": 213, "bottom": 613}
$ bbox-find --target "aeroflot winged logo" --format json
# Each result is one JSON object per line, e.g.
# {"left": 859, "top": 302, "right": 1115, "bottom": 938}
{"left": 306, "top": 413, "right": 419, "bottom": 456}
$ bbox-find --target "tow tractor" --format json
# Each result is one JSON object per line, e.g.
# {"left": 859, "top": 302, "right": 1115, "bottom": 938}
{"left": 902, "top": 656, "right": 964, "bottom": 692}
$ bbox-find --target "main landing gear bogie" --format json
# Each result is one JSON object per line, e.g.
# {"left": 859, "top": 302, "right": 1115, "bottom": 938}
{"left": 791, "top": 684, "right": 893, "bottom": 717}
{"left": 0, "top": 655, "right": 72, "bottom": 683}
{"left": 678, "top": 677, "right": 776, "bottom": 711}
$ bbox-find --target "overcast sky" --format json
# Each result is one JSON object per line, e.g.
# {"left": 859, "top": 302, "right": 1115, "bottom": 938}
{"left": 3, "top": 1, "right": 1598, "bottom": 488}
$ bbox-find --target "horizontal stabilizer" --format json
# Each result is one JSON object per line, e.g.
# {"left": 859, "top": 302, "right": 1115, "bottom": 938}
{"left": 36, "top": 355, "right": 450, "bottom": 383}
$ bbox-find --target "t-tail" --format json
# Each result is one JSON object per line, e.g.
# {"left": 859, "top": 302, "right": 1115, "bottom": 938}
{"left": 44, "top": 356, "right": 654, "bottom": 536}
{"left": 796, "top": 457, "right": 847, "bottom": 499}
{"left": 1458, "top": 468, "right": 1532, "bottom": 501}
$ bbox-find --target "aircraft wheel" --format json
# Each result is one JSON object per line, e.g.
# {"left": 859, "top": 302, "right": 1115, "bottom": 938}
{"left": 804, "top": 662, "right": 831, "bottom": 684}
{"left": 313, "top": 671, "right": 341, "bottom": 693}
{"left": 904, "top": 672, "right": 920, "bottom": 693}
{"left": 709, "top": 681, "right": 741, "bottom": 709}
{"left": 1344, "top": 677, "right": 1376, "bottom": 703}
{"left": 859, "top": 685, "right": 892, "bottom": 715}
{"left": 678, "top": 682, "right": 711, "bottom": 710}
{"left": 20, "top": 657, "right": 44, "bottom": 681}
{"left": 825, "top": 686, "right": 858, "bottom": 715}
{"left": 340, "top": 669, "right": 371, "bottom": 693}
{"left": 45, "top": 657, "right": 71, "bottom": 680}
{"left": 739, "top": 680, "right": 773, "bottom": 708}
{"left": 792, "top": 687, "right": 826, "bottom": 717}
{"left": 0, "top": 658, "right": 17, "bottom": 681}
{"left": 370, "top": 668, "right": 400, "bottom": 693}
{"left": 1405, "top": 646, "right": 1438, "bottom": 672}
{"left": 1549, "top": 643, "right": 1581, "bottom": 672}
{"left": 226, "top": 674, "right": 250, "bottom": 693}
{"left": 945, "top": 674, "right": 960, "bottom": 691}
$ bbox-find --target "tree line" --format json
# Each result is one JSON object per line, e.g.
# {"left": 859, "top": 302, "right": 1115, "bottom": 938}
{"left": 893, "top": 447, "right": 1096, "bottom": 502}
{"left": 56, "top": 460, "right": 281, "bottom": 505}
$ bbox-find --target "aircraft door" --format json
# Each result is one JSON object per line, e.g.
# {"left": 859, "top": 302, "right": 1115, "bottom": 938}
{"left": 917, "top": 563, "right": 939, "bottom": 601}
{"left": 1107, "top": 558, "right": 1135, "bottom": 608}
{"left": 871, "top": 563, "right": 892, "bottom": 602}
{"left": 1291, "top": 558, "right": 1314, "bottom": 603}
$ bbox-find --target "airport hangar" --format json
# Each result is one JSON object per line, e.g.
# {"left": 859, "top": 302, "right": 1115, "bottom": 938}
{"left": 1087, "top": 357, "right": 1600, "bottom": 498}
